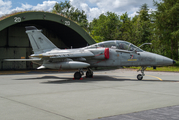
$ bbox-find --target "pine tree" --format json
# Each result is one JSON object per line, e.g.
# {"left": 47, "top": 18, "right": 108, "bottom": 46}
{"left": 90, "top": 12, "right": 122, "bottom": 42}
{"left": 153, "top": 0, "right": 179, "bottom": 60}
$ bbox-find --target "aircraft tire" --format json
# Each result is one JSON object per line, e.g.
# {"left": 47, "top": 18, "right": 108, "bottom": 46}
{"left": 137, "top": 74, "right": 143, "bottom": 80}
{"left": 74, "top": 72, "right": 81, "bottom": 79}
{"left": 86, "top": 71, "right": 93, "bottom": 78}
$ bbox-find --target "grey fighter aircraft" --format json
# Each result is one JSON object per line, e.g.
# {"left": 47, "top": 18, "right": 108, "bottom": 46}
{"left": 4, "top": 26, "right": 176, "bottom": 80}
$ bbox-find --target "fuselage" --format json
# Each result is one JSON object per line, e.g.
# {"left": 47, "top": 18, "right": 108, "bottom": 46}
{"left": 31, "top": 40, "right": 174, "bottom": 69}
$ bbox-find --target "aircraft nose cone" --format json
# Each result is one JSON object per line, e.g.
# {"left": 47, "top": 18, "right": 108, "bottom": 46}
{"left": 162, "top": 57, "right": 174, "bottom": 65}
{"left": 155, "top": 54, "right": 174, "bottom": 66}
{"left": 173, "top": 60, "right": 176, "bottom": 64}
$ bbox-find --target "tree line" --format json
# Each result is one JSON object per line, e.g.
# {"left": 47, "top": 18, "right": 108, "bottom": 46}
{"left": 52, "top": 0, "right": 179, "bottom": 61}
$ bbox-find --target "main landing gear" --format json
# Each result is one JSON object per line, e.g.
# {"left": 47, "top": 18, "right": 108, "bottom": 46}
{"left": 137, "top": 67, "right": 147, "bottom": 80}
{"left": 74, "top": 68, "right": 93, "bottom": 79}
{"left": 74, "top": 69, "right": 84, "bottom": 79}
{"left": 86, "top": 68, "right": 93, "bottom": 78}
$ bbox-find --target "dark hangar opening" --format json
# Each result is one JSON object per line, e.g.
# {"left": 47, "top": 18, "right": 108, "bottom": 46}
{"left": 0, "top": 20, "right": 90, "bottom": 70}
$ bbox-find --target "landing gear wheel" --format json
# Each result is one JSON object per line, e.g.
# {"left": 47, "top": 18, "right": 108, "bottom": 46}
{"left": 74, "top": 72, "right": 82, "bottom": 79}
{"left": 86, "top": 71, "right": 93, "bottom": 78}
{"left": 137, "top": 67, "right": 147, "bottom": 80}
{"left": 137, "top": 74, "right": 143, "bottom": 80}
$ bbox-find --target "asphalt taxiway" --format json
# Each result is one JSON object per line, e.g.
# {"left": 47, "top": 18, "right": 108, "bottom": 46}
{"left": 0, "top": 69, "right": 179, "bottom": 120}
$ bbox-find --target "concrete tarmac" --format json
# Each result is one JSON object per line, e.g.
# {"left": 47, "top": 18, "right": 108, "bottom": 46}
{"left": 0, "top": 69, "right": 179, "bottom": 120}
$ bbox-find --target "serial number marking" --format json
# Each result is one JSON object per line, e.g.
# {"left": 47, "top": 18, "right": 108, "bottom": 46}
{"left": 14, "top": 17, "right": 21, "bottom": 22}
{"left": 128, "top": 59, "right": 137, "bottom": 61}
{"left": 65, "top": 21, "right": 70, "bottom": 26}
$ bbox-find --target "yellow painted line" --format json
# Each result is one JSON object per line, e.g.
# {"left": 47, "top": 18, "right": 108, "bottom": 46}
{"left": 146, "top": 75, "right": 163, "bottom": 81}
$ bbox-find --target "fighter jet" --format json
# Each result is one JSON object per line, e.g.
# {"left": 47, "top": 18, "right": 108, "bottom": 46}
{"left": 4, "top": 26, "right": 176, "bottom": 80}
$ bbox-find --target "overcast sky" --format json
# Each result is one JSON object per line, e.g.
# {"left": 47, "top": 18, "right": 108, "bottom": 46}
{"left": 0, "top": 0, "right": 159, "bottom": 22}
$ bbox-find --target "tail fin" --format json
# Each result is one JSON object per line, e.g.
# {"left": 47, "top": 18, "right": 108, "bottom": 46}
{"left": 25, "top": 26, "right": 59, "bottom": 54}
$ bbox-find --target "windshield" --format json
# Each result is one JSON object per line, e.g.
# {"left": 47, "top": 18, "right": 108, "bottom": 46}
{"left": 128, "top": 44, "right": 143, "bottom": 52}
{"left": 115, "top": 41, "right": 143, "bottom": 52}
{"left": 85, "top": 40, "right": 143, "bottom": 52}
{"left": 116, "top": 41, "right": 129, "bottom": 50}
{"left": 98, "top": 41, "right": 116, "bottom": 48}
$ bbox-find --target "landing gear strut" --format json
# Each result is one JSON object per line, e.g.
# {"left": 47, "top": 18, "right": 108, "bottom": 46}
{"left": 137, "top": 67, "right": 147, "bottom": 80}
{"left": 86, "top": 68, "right": 93, "bottom": 78}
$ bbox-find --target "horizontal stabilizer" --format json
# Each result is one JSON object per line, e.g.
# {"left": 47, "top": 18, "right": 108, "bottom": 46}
{"left": 4, "top": 58, "right": 41, "bottom": 61}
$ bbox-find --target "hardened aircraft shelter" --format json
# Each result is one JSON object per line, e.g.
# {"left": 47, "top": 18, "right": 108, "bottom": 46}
{"left": 0, "top": 11, "right": 95, "bottom": 70}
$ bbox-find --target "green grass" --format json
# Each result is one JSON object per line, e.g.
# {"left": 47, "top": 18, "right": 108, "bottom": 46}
{"left": 127, "top": 66, "right": 179, "bottom": 72}
{"left": 126, "top": 61, "right": 179, "bottom": 72}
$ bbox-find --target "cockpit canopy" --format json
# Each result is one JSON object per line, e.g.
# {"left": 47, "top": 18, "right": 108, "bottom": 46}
{"left": 85, "top": 40, "right": 143, "bottom": 52}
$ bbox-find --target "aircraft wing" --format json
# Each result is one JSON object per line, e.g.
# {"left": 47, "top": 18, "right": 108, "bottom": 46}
{"left": 4, "top": 58, "right": 41, "bottom": 61}
{"left": 4, "top": 51, "right": 94, "bottom": 62}
{"left": 50, "top": 51, "right": 94, "bottom": 59}
{"left": 30, "top": 50, "right": 95, "bottom": 59}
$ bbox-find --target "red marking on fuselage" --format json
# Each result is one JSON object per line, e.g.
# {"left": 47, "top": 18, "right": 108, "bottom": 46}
{"left": 131, "top": 55, "right": 133, "bottom": 59}
{"left": 104, "top": 48, "right": 109, "bottom": 59}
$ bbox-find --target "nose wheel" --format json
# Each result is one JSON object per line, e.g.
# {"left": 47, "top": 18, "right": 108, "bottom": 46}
{"left": 137, "top": 67, "right": 147, "bottom": 80}
{"left": 137, "top": 74, "right": 143, "bottom": 80}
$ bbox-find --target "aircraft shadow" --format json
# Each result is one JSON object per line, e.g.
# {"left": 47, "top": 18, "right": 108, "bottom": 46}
{"left": 41, "top": 75, "right": 179, "bottom": 84}
{"left": 14, "top": 75, "right": 131, "bottom": 82}
{"left": 14, "top": 75, "right": 179, "bottom": 84}
{"left": 14, "top": 76, "right": 65, "bottom": 80}
{"left": 41, "top": 75, "right": 132, "bottom": 84}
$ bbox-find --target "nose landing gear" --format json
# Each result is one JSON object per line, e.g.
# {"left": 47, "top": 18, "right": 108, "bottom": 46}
{"left": 137, "top": 67, "right": 147, "bottom": 80}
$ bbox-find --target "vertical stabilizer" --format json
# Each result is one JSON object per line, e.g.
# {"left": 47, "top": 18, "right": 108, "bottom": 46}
{"left": 25, "top": 26, "right": 59, "bottom": 54}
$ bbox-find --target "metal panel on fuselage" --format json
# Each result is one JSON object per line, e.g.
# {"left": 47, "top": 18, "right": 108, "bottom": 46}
{"left": 139, "top": 52, "right": 156, "bottom": 66}
{"left": 119, "top": 51, "right": 141, "bottom": 66}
